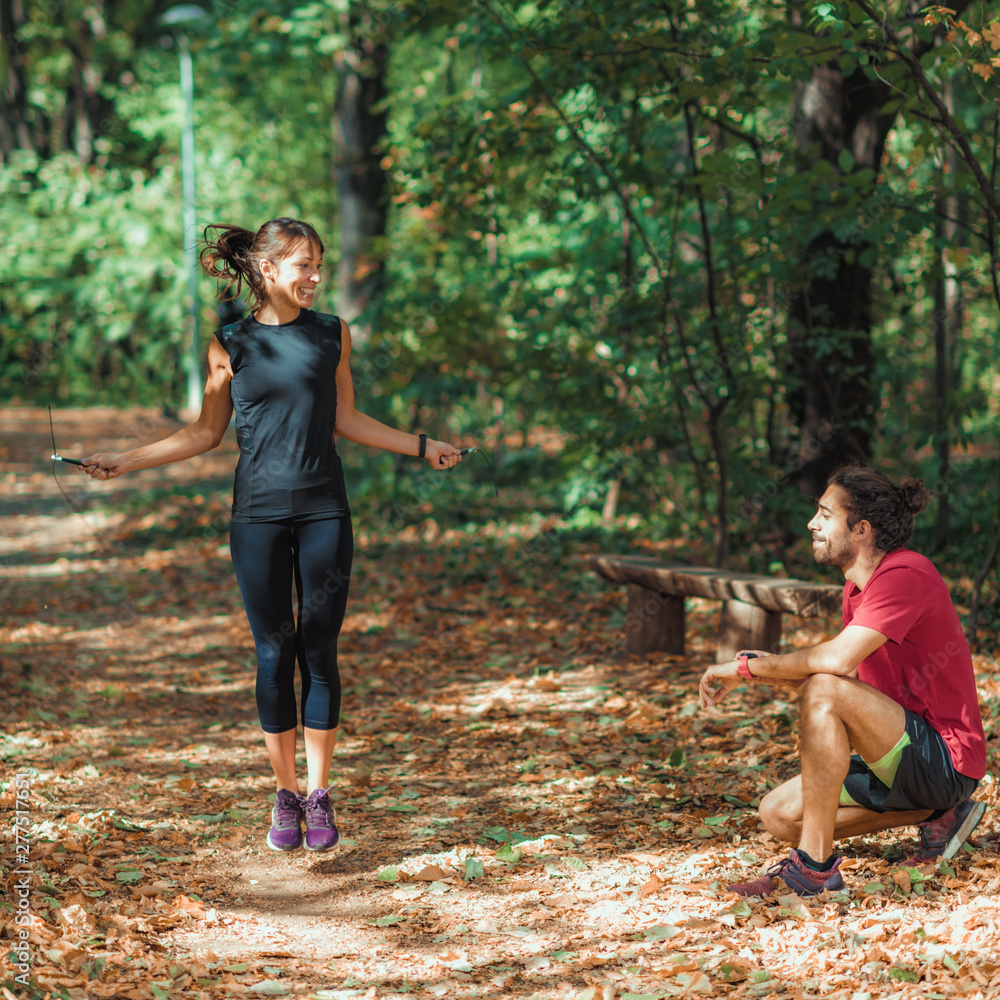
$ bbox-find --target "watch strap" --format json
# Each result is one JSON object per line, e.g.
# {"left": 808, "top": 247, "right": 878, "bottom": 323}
{"left": 737, "top": 653, "right": 758, "bottom": 682}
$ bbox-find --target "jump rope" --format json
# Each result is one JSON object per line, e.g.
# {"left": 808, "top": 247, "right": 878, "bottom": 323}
{"left": 48, "top": 405, "right": 109, "bottom": 554}
{"left": 48, "top": 406, "right": 498, "bottom": 539}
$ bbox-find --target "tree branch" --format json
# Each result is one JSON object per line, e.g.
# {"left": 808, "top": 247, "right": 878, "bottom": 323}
{"left": 476, "top": 0, "right": 666, "bottom": 276}
{"left": 855, "top": 0, "right": 1000, "bottom": 218}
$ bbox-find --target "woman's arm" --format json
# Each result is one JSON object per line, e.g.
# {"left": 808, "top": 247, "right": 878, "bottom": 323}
{"left": 81, "top": 336, "right": 235, "bottom": 480}
{"left": 334, "top": 320, "right": 461, "bottom": 468}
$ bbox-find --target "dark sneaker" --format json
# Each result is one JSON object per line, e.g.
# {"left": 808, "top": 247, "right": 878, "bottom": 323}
{"left": 906, "top": 799, "right": 986, "bottom": 865}
{"left": 729, "top": 849, "right": 844, "bottom": 897}
{"left": 302, "top": 787, "right": 340, "bottom": 852}
{"left": 266, "top": 788, "right": 304, "bottom": 852}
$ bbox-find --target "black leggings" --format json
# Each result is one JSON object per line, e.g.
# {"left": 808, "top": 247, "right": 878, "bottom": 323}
{"left": 229, "top": 517, "right": 353, "bottom": 733}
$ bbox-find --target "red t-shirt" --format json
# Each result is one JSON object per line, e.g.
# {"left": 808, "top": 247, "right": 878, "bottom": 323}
{"left": 843, "top": 548, "right": 986, "bottom": 779}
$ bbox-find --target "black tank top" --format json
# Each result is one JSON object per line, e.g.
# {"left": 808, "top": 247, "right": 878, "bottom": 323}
{"left": 215, "top": 309, "right": 350, "bottom": 522}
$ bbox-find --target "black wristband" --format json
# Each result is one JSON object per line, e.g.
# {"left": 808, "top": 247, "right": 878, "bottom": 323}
{"left": 418, "top": 433, "right": 427, "bottom": 458}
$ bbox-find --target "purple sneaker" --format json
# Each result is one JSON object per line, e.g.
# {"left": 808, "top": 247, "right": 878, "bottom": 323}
{"left": 302, "top": 787, "right": 339, "bottom": 852}
{"left": 266, "top": 788, "right": 303, "bottom": 852}
{"left": 729, "top": 849, "right": 844, "bottom": 897}
{"left": 906, "top": 799, "right": 986, "bottom": 865}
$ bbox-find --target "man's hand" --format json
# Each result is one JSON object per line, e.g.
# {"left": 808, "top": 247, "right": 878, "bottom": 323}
{"left": 699, "top": 660, "right": 742, "bottom": 709}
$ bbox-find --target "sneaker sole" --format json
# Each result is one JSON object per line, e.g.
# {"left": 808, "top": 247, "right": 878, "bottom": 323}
{"left": 940, "top": 801, "right": 986, "bottom": 861}
{"left": 266, "top": 832, "right": 302, "bottom": 852}
{"left": 304, "top": 833, "right": 340, "bottom": 852}
{"left": 784, "top": 874, "right": 846, "bottom": 896}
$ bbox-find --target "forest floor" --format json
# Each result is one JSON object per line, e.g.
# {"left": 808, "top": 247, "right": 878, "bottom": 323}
{"left": 2, "top": 407, "right": 1000, "bottom": 1000}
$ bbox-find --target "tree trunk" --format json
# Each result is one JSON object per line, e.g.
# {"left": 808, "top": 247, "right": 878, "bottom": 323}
{"left": 934, "top": 80, "right": 965, "bottom": 551}
{"left": 3, "top": 0, "right": 117, "bottom": 165}
{"left": 785, "top": 63, "right": 895, "bottom": 495}
{"left": 333, "top": 2, "right": 390, "bottom": 345}
{"left": 0, "top": 0, "right": 38, "bottom": 161}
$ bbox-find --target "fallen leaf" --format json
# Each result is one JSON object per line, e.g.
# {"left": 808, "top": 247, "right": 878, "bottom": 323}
{"left": 639, "top": 873, "right": 664, "bottom": 897}
{"left": 543, "top": 893, "right": 580, "bottom": 908}
{"left": 533, "top": 673, "right": 561, "bottom": 692}
{"left": 133, "top": 881, "right": 171, "bottom": 898}
{"left": 409, "top": 864, "right": 449, "bottom": 881}
{"left": 248, "top": 982, "right": 292, "bottom": 996}
{"left": 173, "top": 894, "right": 205, "bottom": 918}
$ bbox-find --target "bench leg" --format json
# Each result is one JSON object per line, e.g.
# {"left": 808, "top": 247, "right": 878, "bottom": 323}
{"left": 625, "top": 584, "right": 685, "bottom": 655}
{"left": 716, "top": 600, "right": 781, "bottom": 662}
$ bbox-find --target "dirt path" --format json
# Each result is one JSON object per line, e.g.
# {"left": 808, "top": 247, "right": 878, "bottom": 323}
{"left": 2, "top": 408, "right": 1000, "bottom": 1000}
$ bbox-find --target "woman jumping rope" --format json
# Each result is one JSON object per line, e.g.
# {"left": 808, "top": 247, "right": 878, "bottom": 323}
{"left": 81, "top": 217, "right": 462, "bottom": 851}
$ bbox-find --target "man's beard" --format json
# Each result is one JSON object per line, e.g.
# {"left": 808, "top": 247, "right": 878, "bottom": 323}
{"left": 812, "top": 535, "right": 853, "bottom": 567}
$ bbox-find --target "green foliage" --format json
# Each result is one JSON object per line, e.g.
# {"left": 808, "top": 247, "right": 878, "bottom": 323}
{"left": 3, "top": 0, "right": 1000, "bottom": 593}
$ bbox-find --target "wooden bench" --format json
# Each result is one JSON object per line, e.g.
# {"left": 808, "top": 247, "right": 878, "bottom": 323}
{"left": 589, "top": 554, "right": 843, "bottom": 662}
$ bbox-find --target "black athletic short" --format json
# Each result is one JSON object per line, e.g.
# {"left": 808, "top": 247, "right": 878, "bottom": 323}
{"left": 841, "top": 709, "right": 979, "bottom": 814}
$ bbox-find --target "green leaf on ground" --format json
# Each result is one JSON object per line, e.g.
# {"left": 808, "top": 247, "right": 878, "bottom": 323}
{"left": 643, "top": 923, "right": 681, "bottom": 940}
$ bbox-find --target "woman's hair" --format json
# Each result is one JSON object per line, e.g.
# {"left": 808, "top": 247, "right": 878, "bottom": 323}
{"left": 199, "top": 218, "right": 325, "bottom": 309}
{"left": 828, "top": 464, "right": 929, "bottom": 553}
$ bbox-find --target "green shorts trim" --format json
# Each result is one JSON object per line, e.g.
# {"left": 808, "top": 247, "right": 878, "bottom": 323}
{"left": 839, "top": 731, "right": 911, "bottom": 807}
{"left": 839, "top": 708, "right": 978, "bottom": 814}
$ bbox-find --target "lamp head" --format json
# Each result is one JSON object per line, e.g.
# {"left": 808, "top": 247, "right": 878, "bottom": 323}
{"left": 159, "top": 4, "right": 209, "bottom": 28}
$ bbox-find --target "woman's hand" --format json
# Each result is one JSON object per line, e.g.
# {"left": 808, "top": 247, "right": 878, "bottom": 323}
{"left": 424, "top": 439, "right": 463, "bottom": 469}
{"left": 80, "top": 453, "right": 128, "bottom": 480}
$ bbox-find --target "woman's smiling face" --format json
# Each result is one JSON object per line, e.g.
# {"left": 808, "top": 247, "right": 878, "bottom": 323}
{"left": 264, "top": 238, "right": 323, "bottom": 312}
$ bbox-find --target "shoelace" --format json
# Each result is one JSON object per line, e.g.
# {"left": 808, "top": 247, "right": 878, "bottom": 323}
{"left": 760, "top": 854, "right": 822, "bottom": 886}
{"left": 305, "top": 791, "right": 334, "bottom": 827}
{"left": 766, "top": 856, "right": 794, "bottom": 876}
{"left": 274, "top": 793, "right": 303, "bottom": 827}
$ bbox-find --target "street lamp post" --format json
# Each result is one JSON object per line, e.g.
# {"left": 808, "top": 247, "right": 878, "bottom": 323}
{"left": 160, "top": 4, "right": 208, "bottom": 415}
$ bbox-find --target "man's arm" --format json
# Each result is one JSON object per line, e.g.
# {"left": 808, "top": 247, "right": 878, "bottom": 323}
{"left": 751, "top": 625, "right": 888, "bottom": 681}
{"left": 699, "top": 625, "right": 888, "bottom": 708}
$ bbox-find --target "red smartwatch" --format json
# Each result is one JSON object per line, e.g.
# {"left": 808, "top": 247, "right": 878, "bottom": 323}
{"left": 737, "top": 652, "right": 759, "bottom": 682}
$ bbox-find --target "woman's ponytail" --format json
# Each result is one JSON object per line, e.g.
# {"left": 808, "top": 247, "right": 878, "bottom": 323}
{"left": 200, "top": 224, "right": 264, "bottom": 307}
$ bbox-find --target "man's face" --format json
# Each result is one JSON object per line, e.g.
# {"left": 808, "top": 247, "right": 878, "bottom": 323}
{"left": 807, "top": 485, "right": 861, "bottom": 568}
